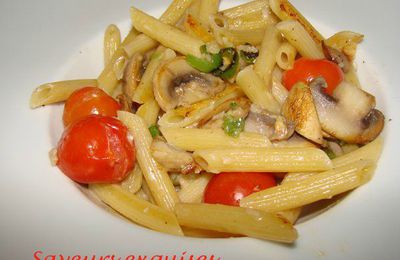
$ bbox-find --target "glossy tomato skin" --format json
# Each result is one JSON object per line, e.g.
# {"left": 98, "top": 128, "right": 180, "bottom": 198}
{"left": 282, "top": 58, "right": 344, "bottom": 95}
{"left": 63, "top": 86, "right": 121, "bottom": 127}
{"left": 204, "top": 172, "right": 276, "bottom": 206}
{"left": 57, "top": 115, "right": 135, "bottom": 184}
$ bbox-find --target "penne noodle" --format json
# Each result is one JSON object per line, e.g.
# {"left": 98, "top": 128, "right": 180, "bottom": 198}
{"left": 240, "top": 160, "right": 374, "bottom": 212}
{"left": 269, "top": 0, "right": 324, "bottom": 44}
{"left": 103, "top": 0, "right": 194, "bottom": 93}
{"left": 98, "top": 28, "right": 140, "bottom": 94}
{"left": 198, "top": 0, "right": 220, "bottom": 27}
{"left": 160, "top": 127, "right": 272, "bottom": 151}
{"left": 175, "top": 203, "right": 298, "bottom": 243}
{"left": 118, "top": 111, "right": 180, "bottom": 211}
{"left": 276, "top": 20, "right": 324, "bottom": 59}
{"left": 193, "top": 147, "right": 332, "bottom": 173}
{"left": 177, "top": 173, "right": 213, "bottom": 203}
{"left": 220, "top": 0, "right": 269, "bottom": 19}
{"left": 124, "top": 0, "right": 195, "bottom": 57}
{"left": 90, "top": 184, "right": 183, "bottom": 236}
{"left": 275, "top": 172, "right": 317, "bottom": 224}
{"left": 135, "top": 99, "right": 161, "bottom": 127}
{"left": 30, "top": 79, "right": 97, "bottom": 108}
{"left": 254, "top": 24, "right": 281, "bottom": 85}
{"left": 120, "top": 165, "right": 143, "bottom": 194}
{"left": 132, "top": 48, "right": 176, "bottom": 104}
{"left": 333, "top": 137, "right": 383, "bottom": 168}
{"left": 130, "top": 7, "right": 204, "bottom": 57}
{"left": 104, "top": 24, "right": 121, "bottom": 66}
{"left": 183, "top": 14, "right": 215, "bottom": 42}
{"left": 275, "top": 41, "right": 297, "bottom": 70}
{"left": 236, "top": 66, "right": 280, "bottom": 114}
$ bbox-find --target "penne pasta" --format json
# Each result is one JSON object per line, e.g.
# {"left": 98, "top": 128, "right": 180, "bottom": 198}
{"left": 198, "top": 0, "right": 220, "bottom": 27}
{"left": 118, "top": 111, "right": 180, "bottom": 211}
{"left": 132, "top": 48, "right": 176, "bottom": 104}
{"left": 130, "top": 7, "right": 204, "bottom": 57}
{"left": 89, "top": 184, "right": 183, "bottom": 236}
{"left": 175, "top": 203, "right": 298, "bottom": 243}
{"left": 254, "top": 24, "right": 281, "bottom": 85}
{"left": 98, "top": 29, "right": 140, "bottom": 94}
{"left": 177, "top": 173, "right": 213, "bottom": 203}
{"left": 275, "top": 41, "right": 297, "bottom": 70}
{"left": 193, "top": 147, "right": 332, "bottom": 173}
{"left": 236, "top": 66, "right": 280, "bottom": 114}
{"left": 120, "top": 165, "right": 143, "bottom": 194}
{"left": 240, "top": 160, "right": 374, "bottom": 212}
{"left": 220, "top": 0, "right": 269, "bottom": 19}
{"left": 275, "top": 172, "right": 317, "bottom": 224}
{"left": 103, "top": 24, "right": 121, "bottom": 66}
{"left": 276, "top": 20, "right": 324, "bottom": 59}
{"left": 269, "top": 0, "right": 324, "bottom": 44}
{"left": 135, "top": 99, "right": 161, "bottom": 127}
{"left": 30, "top": 79, "right": 97, "bottom": 108}
{"left": 333, "top": 137, "right": 383, "bottom": 168}
{"left": 160, "top": 127, "right": 272, "bottom": 151}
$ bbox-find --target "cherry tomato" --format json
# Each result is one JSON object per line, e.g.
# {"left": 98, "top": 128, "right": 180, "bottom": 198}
{"left": 57, "top": 115, "right": 135, "bottom": 184}
{"left": 63, "top": 86, "right": 121, "bottom": 126}
{"left": 204, "top": 172, "right": 276, "bottom": 206}
{"left": 282, "top": 58, "right": 344, "bottom": 95}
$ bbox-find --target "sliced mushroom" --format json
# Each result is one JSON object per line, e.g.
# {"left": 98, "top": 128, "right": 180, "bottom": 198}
{"left": 282, "top": 82, "right": 324, "bottom": 144}
{"left": 322, "top": 42, "right": 351, "bottom": 73}
{"left": 245, "top": 104, "right": 295, "bottom": 141}
{"left": 153, "top": 57, "right": 226, "bottom": 111}
{"left": 310, "top": 78, "right": 384, "bottom": 144}
{"left": 123, "top": 53, "right": 143, "bottom": 100}
{"left": 200, "top": 97, "right": 250, "bottom": 128}
{"left": 151, "top": 139, "right": 201, "bottom": 174}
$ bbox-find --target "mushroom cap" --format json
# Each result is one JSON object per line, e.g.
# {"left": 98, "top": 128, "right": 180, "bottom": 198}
{"left": 282, "top": 82, "right": 323, "bottom": 144}
{"left": 153, "top": 57, "right": 225, "bottom": 111}
{"left": 310, "top": 79, "right": 384, "bottom": 144}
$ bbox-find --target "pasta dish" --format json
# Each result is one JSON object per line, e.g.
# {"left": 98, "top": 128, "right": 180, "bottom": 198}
{"left": 29, "top": 0, "right": 385, "bottom": 243}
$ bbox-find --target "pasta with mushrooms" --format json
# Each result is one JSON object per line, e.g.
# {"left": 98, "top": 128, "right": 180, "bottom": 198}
{"left": 30, "top": 0, "right": 385, "bottom": 244}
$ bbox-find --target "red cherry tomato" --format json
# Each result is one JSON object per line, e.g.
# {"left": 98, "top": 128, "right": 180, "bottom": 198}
{"left": 63, "top": 86, "right": 120, "bottom": 127}
{"left": 282, "top": 58, "right": 344, "bottom": 95}
{"left": 57, "top": 115, "right": 135, "bottom": 184}
{"left": 204, "top": 172, "right": 276, "bottom": 206}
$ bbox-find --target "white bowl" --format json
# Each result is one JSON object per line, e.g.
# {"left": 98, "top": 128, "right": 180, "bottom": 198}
{"left": 1, "top": 0, "right": 399, "bottom": 259}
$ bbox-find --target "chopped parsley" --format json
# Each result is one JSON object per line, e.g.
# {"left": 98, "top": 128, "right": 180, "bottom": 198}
{"left": 149, "top": 125, "right": 160, "bottom": 138}
{"left": 223, "top": 115, "right": 245, "bottom": 138}
{"left": 229, "top": 102, "right": 238, "bottom": 109}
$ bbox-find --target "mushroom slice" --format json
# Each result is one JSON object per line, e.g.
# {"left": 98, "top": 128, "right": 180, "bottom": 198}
{"left": 282, "top": 82, "right": 324, "bottom": 144}
{"left": 245, "top": 104, "right": 295, "bottom": 141}
{"left": 151, "top": 139, "right": 201, "bottom": 174}
{"left": 153, "top": 57, "right": 225, "bottom": 111}
{"left": 123, "top": 53, "right": 144, "bottom": 100}
{"left": 310, "top": 78, "right": 384, "bottom": 144}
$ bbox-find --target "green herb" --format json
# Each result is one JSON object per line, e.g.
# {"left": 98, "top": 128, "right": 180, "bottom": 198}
{"left": 223, "top": 115, "right": 245, "bottom": 138}
{"left": 186, "top": 45, "right": 222, "bottom": 73}
{"left": 230, "top": 102, "right": 238, "bottom": 109}
{"left": 213, "top": 48, "right": 239, "bottom": 80}
{"left": 323, "top": 148, "right": 336, "bottom": 159}
{"left": 149, "top": 125, "right": 160, "bottom": 138}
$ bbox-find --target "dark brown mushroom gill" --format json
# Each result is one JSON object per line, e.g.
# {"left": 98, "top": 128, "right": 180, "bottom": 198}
{"left": 153, "top": 57, "right": 225, "bottom": 111}
{"left": 310, "top": 78, "right": 384, "bottom": 144}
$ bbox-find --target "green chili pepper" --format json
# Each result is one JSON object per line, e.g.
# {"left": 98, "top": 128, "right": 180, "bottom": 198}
{"left": 222, "top": 115, "right": 245, "bottom": 138}
{"left": 186, "top": 45, "right": 222, "bottom": 73}
{"left": 213, "top": 48, "right": 239, "bottom": 79}
{"left": 149, "top": 125, "right": 160, "bottom": 138}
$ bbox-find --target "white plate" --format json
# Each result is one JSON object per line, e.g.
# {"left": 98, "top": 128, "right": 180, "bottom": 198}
{"left": 1, "top": 0, "right": 399, "bottom": 259}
